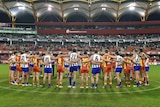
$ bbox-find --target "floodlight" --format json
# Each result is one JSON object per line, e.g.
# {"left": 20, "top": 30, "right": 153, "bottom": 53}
{"left": 74, "top": 8, "right": 79, "bottom": 10}
{"left": 48, "top": 7, "right": 52, "bottom": 11}
{"left": 102, "top": 8, "right": 106, "bottom": 10}
{"left": 129, "top": 6, "right": 135, "bottom": 11}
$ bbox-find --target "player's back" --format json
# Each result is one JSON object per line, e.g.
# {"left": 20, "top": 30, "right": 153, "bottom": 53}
{"left": 92, "top": 54, "right": 101, "bottom": 68}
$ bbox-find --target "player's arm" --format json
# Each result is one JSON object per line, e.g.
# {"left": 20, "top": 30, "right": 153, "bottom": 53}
{"left": 130, "top": 54, "right": 138, "bottom": 64}
{"left": 123, "top": 58, "right": 132, "bottom": 64}
{"left": 8, "top": 57, "right": 12, "bottom": 61}
{"left": 51, "top": 56, "right": 58, "bottom": 60}
{"left": 59, "top": 54, "right": 69, "bottom": 57}
{"left": 131, "top": 54, "right": 136, "bottom": 61}
{"left": 91, "top": 60, "right": 102, "bottom": 64}
{"left": 91, "top": 56, "right": 103, "bottom": 64}
{"left": 35, "top": 55, "right": 43, "bottom": 60}
{"left": 64, "top": 58, "right": 71, "bottom": 64}
{"left": 8, "top": 57, "right": 12, "bottom": 64}
{"left": 115, "top": 57, "right": 125, "bottom": 66}
{"left": 82, "top": 56, "right": 92, "bottom": 63}
{"left": 27, "top": 54, "right": 33, "bottom": 58}
{"left": 20, "top": 59, "right": 28, "bottom": 64}
{"left": 78, "top": 54, "right": 87, "bottom": 58}
{"left": 70, "top": 58, "right": 81, "bottom": 63}
{"left": 42, "top": 61, "right": 51, "bottom": 66}
{"left": 106, "top": 53, "right": 117, "bottom": 59}
{"left": 101, "top": 55, "right": 111, "bottom": 62}
{"left": 142, "top": 52, "right": 149, "bottom": 59}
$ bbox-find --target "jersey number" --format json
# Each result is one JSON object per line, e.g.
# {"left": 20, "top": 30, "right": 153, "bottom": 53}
{"left": 71, "top": 55, "right": 76, "bottom": 60}
{"left": 95, "top": 56, "right": 98, "bottom": 61}
{"left": 45, "top": 58, "right": 49, "bottom": 62}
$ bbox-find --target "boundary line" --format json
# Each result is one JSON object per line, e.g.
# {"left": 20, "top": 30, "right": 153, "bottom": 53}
{"left": 0, "top": 79, "right": 160, "bottom": 95}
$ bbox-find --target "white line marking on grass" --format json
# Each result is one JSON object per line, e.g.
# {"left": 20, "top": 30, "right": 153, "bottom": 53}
{"left": 0, "top": 79, "right": 8, "bottom": 82}
{"left": 0, "top": 80, "right": 160, "bottom": 95}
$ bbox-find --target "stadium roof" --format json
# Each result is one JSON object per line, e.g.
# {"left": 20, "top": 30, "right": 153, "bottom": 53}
{"left": 0, "top": 0, "right": 160, "bottom": 22}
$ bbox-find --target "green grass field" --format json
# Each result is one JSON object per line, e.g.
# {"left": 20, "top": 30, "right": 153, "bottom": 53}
{"left": 0, "top": 64, "right": 160, "bottom": 107}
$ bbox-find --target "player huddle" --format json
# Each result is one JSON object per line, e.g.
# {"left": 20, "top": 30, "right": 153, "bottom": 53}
{"left": 8, "top": 48, "right": 150, "bottom": 89}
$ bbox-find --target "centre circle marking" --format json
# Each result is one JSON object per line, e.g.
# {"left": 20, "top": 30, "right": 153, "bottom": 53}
{"left": 0, "top": 79, "right": 160, "bottom": 94}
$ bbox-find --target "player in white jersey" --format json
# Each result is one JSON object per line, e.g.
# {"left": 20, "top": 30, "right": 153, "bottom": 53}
{"left": 107, "top": 51, "right": 125, "bottom": 88}
{"left": 42, "top": 51, "right": 56, "bottom": 87}
{"left": 8, "top": 52, "right": 17, "bottom": 85}
{"left": 83, "top": 50, "right": 103, "bottom": 89}
{"left": 68, "top": 49, "right": 82, "bottom": 88}
{"left": 145, "top": 55, "right": 150, "bottom": 86}
{"left": 131, "top": 49, "right": 141, "bottom": 87}
{"left": 77, "top": 59, "right": 82, "bottom": 77}
{"left": 29, "top": 52, "right": 34, "bottom": 77}
{"left": 64, "top": 57, "right": 69, "bottom": 77}
{"left": 21, "top": 51, "right": 31, "bottom": 86}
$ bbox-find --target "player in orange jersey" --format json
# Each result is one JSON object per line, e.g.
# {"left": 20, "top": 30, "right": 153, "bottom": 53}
{"left": 83, "top": 50, "right": 103, "bottom": 89}
{"left": 139, "top": 48, "right": 148, "bottom": 85}
{"left": 80, "top": 51, "right": 90, "bottom": 88}
{"left": 123, "top": 54, "right": 132, "bottom": 87}
{"left": 56, "top": 53, "right": 65, "bottom": 88}
{"left": 32, "top": 53, "right": 41, "bottom": 87}
{"left": 102, "top": 50, "right": 112, "bottom": 88}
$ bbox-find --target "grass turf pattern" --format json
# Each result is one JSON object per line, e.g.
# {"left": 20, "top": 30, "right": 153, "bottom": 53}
{"left": 0, "top": 64, "right": 160, "bottom": 107}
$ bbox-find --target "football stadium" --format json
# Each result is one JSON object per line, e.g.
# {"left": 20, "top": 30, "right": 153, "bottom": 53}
{"left": 0, "top": 0, "right": 160, "bottom": 107}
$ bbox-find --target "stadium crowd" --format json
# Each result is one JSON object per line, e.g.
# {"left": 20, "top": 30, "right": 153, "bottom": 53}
{"left": 0, "top": 33, "right": 160, "bottom": 63}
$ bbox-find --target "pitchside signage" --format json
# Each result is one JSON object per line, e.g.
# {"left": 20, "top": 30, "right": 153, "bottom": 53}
{"left": 0, "top": 30, "right": 37, "bottom": 34}
{"left": 66, "top": 29, "right": 87, "bottom": 34}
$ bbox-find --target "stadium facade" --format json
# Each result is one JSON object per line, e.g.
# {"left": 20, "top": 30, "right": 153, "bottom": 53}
{"left": 0, "top": 0, "right": 160, "bottom": 63}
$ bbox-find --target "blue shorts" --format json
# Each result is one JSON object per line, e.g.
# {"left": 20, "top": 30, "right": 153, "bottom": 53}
{"left": 92, "top": 68, "right": 100, "bottom": 74}
{"left": 40, "top": 64, "right": 43, "bottom": 67}
{"left": 52, "top": 62, "right": 55, "bottom": 65}
{"left": 145, "top": 67, "right": 149, "bottom": 72}
{"left": 10, "top": 66, "right": 16, "bottom": 71}
{"left": 115, "top": 67, "right": 122, "bottom": 73}
{"left": 22, "top": 68, "right": 29, "bottom": 72}
{"left": 44, "top": 68, "right": 52, "bottom": 74}
{"left": 30, "top": 64, "right": 34, "bottom": 67}
{"left": 134, "top": 66, "right": 141, "bottom": 71}
{"left": 78, "top": 65, "right": 81, "bottom": 70}
{"left": 64, "top": 65, "right": 69, "bottom": 68}
{"left": 70, "top": 66, "right": 78, "bottom": 72}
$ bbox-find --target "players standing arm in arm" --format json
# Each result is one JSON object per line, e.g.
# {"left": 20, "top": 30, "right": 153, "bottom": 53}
{"left": 88, "top": 51, "right": 102, "bottom": 89}
{"left": 101, "top": 51, "right": 113, "bottom": 88}
{"left": 131, "top": 49, "right": 141, "bottom": 87}
{"left": 8, "top": 52, "right": 17, "bottom": 85}
{"left": 42, "top": 52, "right": 53, "bottom": 87}
{"left": 106, "top": 51, "right": 124, "bottom": 88}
